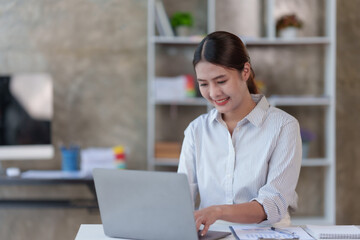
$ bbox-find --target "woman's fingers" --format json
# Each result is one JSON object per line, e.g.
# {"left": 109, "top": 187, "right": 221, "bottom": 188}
{"left": 195, "top": 216, "right": 209, "bottom": 236}
{"left": 195, "top": 215, "right": 203, "bottom": 231}
{"left": 194, "top": 206, "right": 220, "bottom": 236}
{"left": 200, "top": 223, "right": 210, "bottom": 236}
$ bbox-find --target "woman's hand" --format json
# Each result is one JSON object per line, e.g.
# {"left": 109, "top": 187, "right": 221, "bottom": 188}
{"left": 194, "top": 202, "right": 267, "bottom": 236}
{"left": 194, "top": 205, "right": 222, "bottom": 236}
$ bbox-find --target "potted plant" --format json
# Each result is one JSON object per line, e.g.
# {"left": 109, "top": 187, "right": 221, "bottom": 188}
{"left": 276, "top": 14, "right": 303, "bottom": 38}
{"left": 170, "top": 12, "right": 193, "bottom": 36}
{"left": 300, "top": 128, "right": 316, "bottom": 159}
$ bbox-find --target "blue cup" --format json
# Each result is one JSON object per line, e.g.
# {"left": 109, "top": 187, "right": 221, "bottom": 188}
{"left": 61, "top": 146, "right": 79, "bottom": 171}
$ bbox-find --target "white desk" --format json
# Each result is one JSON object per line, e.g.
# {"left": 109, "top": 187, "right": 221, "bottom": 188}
{"left": 75, "top": 220, "right": 235, "bottom": 240}
{"left": 75, "top": 222, "right": 360, "bottom": 240}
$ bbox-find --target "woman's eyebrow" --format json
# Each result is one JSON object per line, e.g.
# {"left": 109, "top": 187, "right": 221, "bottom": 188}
{"left": 197, "top": 74, "right": 226, "bottom": 82}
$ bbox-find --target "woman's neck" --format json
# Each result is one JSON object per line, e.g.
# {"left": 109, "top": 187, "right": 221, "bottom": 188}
{"left": 222, "top": 94, "right": 256, "bottom": 134}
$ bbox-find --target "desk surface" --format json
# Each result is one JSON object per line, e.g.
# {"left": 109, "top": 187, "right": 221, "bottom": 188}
{"left": 0, "top": 170, "right": 93, "bottom": 184}
{"left": 0, "top": 176, "right": 93, "bottom": 184}
{"left": 75, "top": 221, "right": 235, "bottom": 240}
{"left": 75, "top": 223, "right": 360, "bottom": 240}
{"left": 0, "top": 172, "right": 97, "bottom": 208}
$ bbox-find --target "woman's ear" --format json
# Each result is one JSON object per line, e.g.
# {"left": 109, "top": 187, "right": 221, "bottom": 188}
{"left": 241, "top": 62, "right": 251, "bottom": 82}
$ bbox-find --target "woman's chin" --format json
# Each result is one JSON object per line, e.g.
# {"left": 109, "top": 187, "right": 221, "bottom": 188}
{"left": 214, "top": 106, "right": 230, "bottom": 114}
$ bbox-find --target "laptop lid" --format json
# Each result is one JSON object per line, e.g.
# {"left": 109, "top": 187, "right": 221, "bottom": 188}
{"left": 93, "top": 168, "right": 198, "bottom": 240}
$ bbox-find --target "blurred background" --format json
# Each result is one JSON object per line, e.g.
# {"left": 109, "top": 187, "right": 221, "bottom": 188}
{"left": 0, "top": 0, "right": 359, "bottom": 239}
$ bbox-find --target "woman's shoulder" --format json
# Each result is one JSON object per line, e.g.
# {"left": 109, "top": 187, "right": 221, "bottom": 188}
{"left": 266, "top": 105, "right": 299, "bottom": 127}
{"left": 187, "top": 108, "right": 217, "bottom": 129}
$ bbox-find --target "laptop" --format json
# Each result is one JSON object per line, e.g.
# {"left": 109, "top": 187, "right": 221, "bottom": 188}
{"left": 93, "top": 168, "right": 231, "bottom": 240}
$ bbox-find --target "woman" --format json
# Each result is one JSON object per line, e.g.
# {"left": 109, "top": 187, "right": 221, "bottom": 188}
{"left": 177, "top": 31, "right": 302, "bottom": 236}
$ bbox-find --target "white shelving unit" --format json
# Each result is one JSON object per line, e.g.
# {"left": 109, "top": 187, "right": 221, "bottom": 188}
{"left": 147, "top": 0, "right": 216, "bottom": 172}
{"left": 147, "top": 0, "right": 336, "bottom": 225}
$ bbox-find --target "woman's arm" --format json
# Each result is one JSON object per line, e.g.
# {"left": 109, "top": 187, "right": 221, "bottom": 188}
{"left": 177, "top": 124, "right": 199, "bottom": 205}
{"left": 253, "top": 120, "right": 302, "bottom": 223}
{"left": 195, "top": 201, "right": 266, "bottom": 236}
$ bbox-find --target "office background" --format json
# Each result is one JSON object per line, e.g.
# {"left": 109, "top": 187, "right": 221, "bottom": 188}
{"left": 0, "top": 0, "right": 359, "bottom": 239}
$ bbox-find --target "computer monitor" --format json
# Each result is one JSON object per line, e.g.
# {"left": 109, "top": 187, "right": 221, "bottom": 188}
{"left": 0, "top": 74, "right": 54, "bottom": 161}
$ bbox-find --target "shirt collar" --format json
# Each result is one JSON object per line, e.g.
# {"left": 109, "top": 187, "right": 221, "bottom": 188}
{"left": 209, "top": 108, "right": 220, "bottom": 123}
{"left": 209, "top": 94, "right": 270, "bottom": 127}
{"left": 245, "top": 94, "right": 270, "bottom": 127}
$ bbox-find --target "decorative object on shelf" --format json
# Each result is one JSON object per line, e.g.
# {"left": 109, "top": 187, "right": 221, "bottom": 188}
{"left": 155, "top": 142, "right": 181, "bottom": 159}
{"left": 170, "top": 12, "right": 193, "bottom": 36}
{"left": 185, "top": 74, "right": 196, "bottom": 97}
{"left": 276, "top": 14, "right": 303, "bottom": 38}
{"left": 154, "top": 0, "right": 174, "bottom": 36}
{"left": 113, "top": 145, "right": 126, "bottom": 169}
{"left": 60, "top": 145, "right": 80, "bottom": 171}
{"left": 300, "top": 128, "right": 316, "bottom": 159}
{"left": 255, "top": 79, "right": 267, "bottom": 95}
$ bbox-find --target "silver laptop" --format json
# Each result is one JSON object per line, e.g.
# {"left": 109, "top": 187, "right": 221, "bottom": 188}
{"left": 93, "top": 168, "right": 230, "bottom": 240}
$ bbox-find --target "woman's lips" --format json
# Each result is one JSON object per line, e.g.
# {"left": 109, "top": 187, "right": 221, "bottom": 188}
{"left": 214, "top": 97, "right": 230, "bottom": 106}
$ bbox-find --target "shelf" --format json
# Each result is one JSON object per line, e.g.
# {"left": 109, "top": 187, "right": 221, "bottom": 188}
{"left": 153, "top": 158, "right": 331, "bottom": 168}
{"left": 151, "top": 36, "right": 330, "bottom": 46}
{"left": 155, "top": 96, "right": 330, "bottom": 106}
{"left": 155, "top": 97, "right": 208, "bottom": 106}
{"left": 151, "top": 36, "right": 204, "bottom": 45}
{"left": 0, "top": 176, "right": 97, "bottom": 209}
{"left": 154, "top": 158, "right": 179, "bottom": 167}
{"left": 148, "top": 0, "right": 336, "bottom": 225}
{"left": 268, "top": 96, "right": 331, "bottom": 106}
{"left": 243, "top": 37, "right": 331, "bottom": 46}
{"left": 301, "top": 158, "right": 331, "bottom": 167}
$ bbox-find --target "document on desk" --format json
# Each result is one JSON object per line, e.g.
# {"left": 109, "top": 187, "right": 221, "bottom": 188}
{"left": 305, "top": 225, "right": 360, "bottom": 239}
{"left": 21, "top": 170, "right": 87, "bottom": 179}
{"left": 229, "top": 225, "right": 314, "bottom": 240}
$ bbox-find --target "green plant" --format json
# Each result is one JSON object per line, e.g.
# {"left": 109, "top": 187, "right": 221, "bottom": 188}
{"left": 170, "top": 12, "right": 193, "bottom": 28}
{"left": 276, "top": 14, "right": 303, "bottom": 32}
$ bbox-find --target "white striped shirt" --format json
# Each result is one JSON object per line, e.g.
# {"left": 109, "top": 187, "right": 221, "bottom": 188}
{"left": 177, "top": 94, "right": 302, "bottom": 224}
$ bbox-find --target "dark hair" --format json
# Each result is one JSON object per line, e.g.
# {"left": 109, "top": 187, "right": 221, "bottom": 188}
{"left": 193, "top": 31, "right": 258, "bottom": 94}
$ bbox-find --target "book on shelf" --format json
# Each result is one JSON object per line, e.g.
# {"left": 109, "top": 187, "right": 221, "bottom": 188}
{"left": 154, "top": 75, "right": 195, "bottom": 101}
{"left": 154, "top": 0, "right": 174, "bottom": 37}
{"left": 155, "top": 142, "right": 181, "bottom": 159}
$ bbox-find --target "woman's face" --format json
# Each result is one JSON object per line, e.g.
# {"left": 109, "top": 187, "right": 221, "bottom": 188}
{"left": 195, "top": 61, "right": 250, "bottom": 116}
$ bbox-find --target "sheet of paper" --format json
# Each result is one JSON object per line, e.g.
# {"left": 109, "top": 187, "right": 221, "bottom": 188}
{"left": 21, "top": 170, "right": 87, "bottom": 179}
{"left": 80, "top": 148, "right": 116, "bottom": 176}
{"left": 305, "top": 225, "right": 360, "bottom": 239}
{"left": 230, "top": 225, "right": 314, "bottom": 240}
{"left": 154, "top": 76, "right": 186, "bottom": 101}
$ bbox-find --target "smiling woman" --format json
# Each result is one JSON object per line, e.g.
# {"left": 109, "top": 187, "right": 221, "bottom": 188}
{"left": 195, "top": 61, "right": 255, "bottom": 133}
{"left": 194, "top": 31, "right": 258, "bottom": 95}
{"left": 177, "top": 31, "right": 302, "bottom": 236}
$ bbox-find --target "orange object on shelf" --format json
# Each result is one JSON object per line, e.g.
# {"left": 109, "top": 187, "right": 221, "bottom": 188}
{"left": 155, "top": 142, "right": 181, "bottom": 158}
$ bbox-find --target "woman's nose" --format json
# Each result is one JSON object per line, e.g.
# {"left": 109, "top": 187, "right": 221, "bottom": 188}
{"left": 209, "top": 84, "right": 221, "bottom": 99}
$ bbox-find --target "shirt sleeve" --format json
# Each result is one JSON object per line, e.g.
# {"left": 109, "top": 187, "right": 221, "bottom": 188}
{"left": 252, "top": 120, "right": 302, "bottom": 224}
{"left": 177, "top": 124, "right": 199, "bottom": 208}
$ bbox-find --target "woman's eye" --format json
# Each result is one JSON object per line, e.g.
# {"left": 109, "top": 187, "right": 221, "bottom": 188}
{"left": 199, "top": 83, "right": 208, "bottom": 87}
{"left": 218, "top": 80, "right": 227, "bottom": 84}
